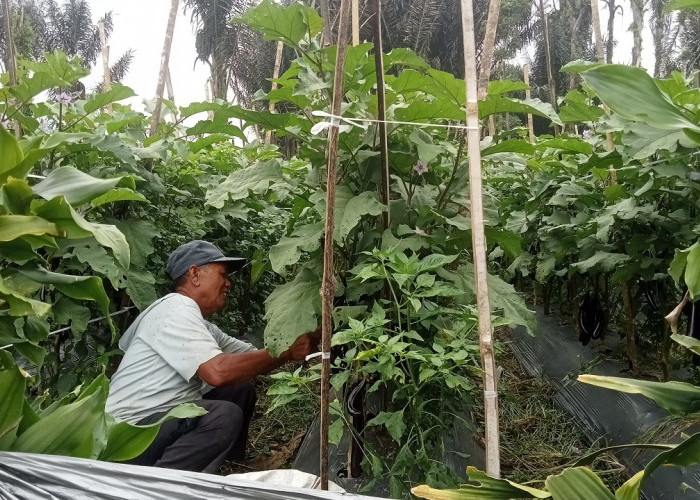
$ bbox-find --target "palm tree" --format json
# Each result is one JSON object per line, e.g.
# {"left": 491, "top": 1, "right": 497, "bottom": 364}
{"left": 649, "top": 0, "right": 680, "bottom": 77}
{"left": 677, "top": 9, "right": 700, "bottom": 75}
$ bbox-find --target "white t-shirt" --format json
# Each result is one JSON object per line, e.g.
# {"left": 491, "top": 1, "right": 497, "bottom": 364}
{"left": 105, "top": 293, "right": 256, "bottom": 424}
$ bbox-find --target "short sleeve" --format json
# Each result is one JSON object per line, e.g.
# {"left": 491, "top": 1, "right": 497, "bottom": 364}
{"left": 205, "top": 321, "right": 257, "bottom": 354}
{"left": 141, "top": 300, "right": 222, "bottom": 382}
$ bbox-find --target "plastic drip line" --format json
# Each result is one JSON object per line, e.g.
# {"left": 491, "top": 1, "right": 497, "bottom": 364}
{"left": 0, "top": 306, "right": 136, "bottom": 351}
{"left": 305, "top": 351, "right": 331, "bottom": 362}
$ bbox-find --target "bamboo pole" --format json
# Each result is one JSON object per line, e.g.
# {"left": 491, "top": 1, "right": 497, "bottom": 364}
{"left": 149, "top": 0, "right": 179, "bottom": 137}
{"left": 2, "top": 0, "right": 21, "bottom": 136}
{"left": 352, "top": 0, "right": 360, "bottom": 45}
{"left": 374, "top": 0, "right": 390, "bottom": 229}
{"left": 523, "top": 63, "right": 535, "bottom": 143}
{"left": 460, "top": 0, "right": 500, "bottom": 478}
{"left": 98, "top": 20, "right": 113, "bottom": 115}
{"left": 320, "top": 0, "right": 351, "bottom": 490}
{"left": 265, "top": 41, "right": 285, "bottom": 145}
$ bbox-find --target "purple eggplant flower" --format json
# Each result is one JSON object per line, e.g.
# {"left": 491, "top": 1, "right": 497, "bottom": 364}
{"left": 56, "top": 92, "right": 72, "bottom": 105}
{"left": 413, "top": 160, "right": 428, "bottom": 175}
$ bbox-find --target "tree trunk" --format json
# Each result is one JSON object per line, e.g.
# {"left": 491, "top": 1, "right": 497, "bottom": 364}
{"left": 621, "top": 280, "right": 640, "bottom": 376}
{"left": 320, "top": 0, "right": 332, "bottom": 46}
{"left": 539, "top": 0, "right": 558, "bottom": 113}
{"left": 477, "top": 0, "right": 502, "bottom": 100}
{"left": 149, "top": 0, "right": 179, "bottom": 137}
{"left": 605, "top": 0, "right": 618, "bottom": 62}
{"left": 591, "top": 0, "right": 606, "bottom": 61}
{"left": 630, "top": 0, "right": 644, "bottom": 67}
{"left": 461, "top": 0, "right": 500, "bottom": 478}
{"left": 211, "top": 49, "right": 228, "bottom": 100}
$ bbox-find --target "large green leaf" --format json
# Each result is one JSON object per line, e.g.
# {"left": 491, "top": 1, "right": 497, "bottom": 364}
{"left": 0, "top": 275, "right": 51, "bottom": 317}
{"left": 312, "top": 186, "right": 386, "bottom": 242}
{"left": 685, "top": 241, "right": 700, "bottom": 300}
{"left": 570, "top": 252, "right": 631, "bottom": 274}
{"left": 0, "top": 125, "right": 24, "bottom": 177}
{"left": 206, "top": 159, "right": 287, "bottom": 209}
{"left": 412, "top": 466, "right": 550, "bottom": 499}
{"left": 615, "top": 432, "right": 700, "bottom": 500}
{"left": 10, "top": 52, "right": 88, "bottom": 103}
{"left": 83, "top": 83, "right": 136, "bottom": 114}
{"left": 238, "top": 0, "right": 323, "bottom": 47}
{"left": 99, "top": 403, "right": 207, "bottom": 461}
{"left": 545, "top": 467, "right": 614, "bottom": 500}
{"left": 439, "top": 266, "right": 536, "bottom": 335}
{"left": 665, "top": 0, "right": 700, "bottom": 10}
{"left": 124, "top": 268, "right": 157, "bottom": 310}
{"left": 34, "top": 196, "right": 130, "bottom": 269}
{"left": 1, "top": 178, "right": 33, "bottom": 215}
{"left": 480, "top": 96, "right": 563, "bottom": 126}
{"left": 0, "top": 215, "right": 61, "bottom": 241}
{"left": 11, "top": 384, "right": 106, "bottom": 457}
{"left": 671, "top": 334, "right": 700, "bottom": 355}
{"left": 0, "top": 367, "right": 26, "bottom": 444}
{"left": 32, "top": 166, "right": 135, "bottom": 206}
{"left": 18, "top": 266, "right": 112, "bottom": 329}
{"left": 269, "top": 223, "right": 324, "bottom": 275}
{"left": 264, "top": 268, "right": 321, "bottom": 357}
{"left": 578, "top": 374, "right": 700, "bottom": 414}
{"left": 579, "top": 65, "right": 700, "bottom": 133}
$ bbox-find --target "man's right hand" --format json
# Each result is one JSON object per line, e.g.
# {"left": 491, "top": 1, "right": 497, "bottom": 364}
{"left": 285, "top": 329, "right": 321, "bottom": 361}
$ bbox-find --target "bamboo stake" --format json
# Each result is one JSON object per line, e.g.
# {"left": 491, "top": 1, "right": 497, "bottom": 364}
{"left": 538, "top": 0, "right": 558, "bottom": 120}
{"left": 352, "top": 0, "right": 360, "bottom": 45}
{"left": 374, "top": 0, "right": 390, "bottom": 229}
{"left": 2, "top": 0, "right": 21, "bottom": 136}
{"left": 149, "top": 0, "right": 179, "bottom": 137}
{"left": 523, "top": 63, "right": 535, "bottom": 143}
{"left": 265, "top": 41, "right": 285, "bottom": 145}
{"left": 460, "top": 0, "right": 500, "bottom": 478}
{"left": 98, "top": 19, "right": 112, "bottom": 114}
{"left": 320, "top": 0, "right": 351, "bottom": 490}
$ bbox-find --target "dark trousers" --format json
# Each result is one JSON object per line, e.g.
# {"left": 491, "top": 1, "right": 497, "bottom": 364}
{"left": 127, "top": 380, "right": 257, "bottom": 473}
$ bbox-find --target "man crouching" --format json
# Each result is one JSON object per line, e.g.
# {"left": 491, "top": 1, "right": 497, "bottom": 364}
{"left": 106, "top": 240, "right": 319, "bottom": 473}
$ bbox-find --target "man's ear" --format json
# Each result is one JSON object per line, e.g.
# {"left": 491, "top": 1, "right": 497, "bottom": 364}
{"left": 189, "top": 265, "right": 200, "bottom": 286}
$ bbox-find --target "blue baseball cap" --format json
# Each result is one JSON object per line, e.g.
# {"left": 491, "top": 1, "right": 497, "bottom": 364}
{"left": 166, "top": 240, "right": 246, "bottom": 279}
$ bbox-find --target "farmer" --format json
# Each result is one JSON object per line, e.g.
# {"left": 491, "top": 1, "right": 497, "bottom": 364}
{"left": 106, "top": 240, "right": 319, "bottom": 473}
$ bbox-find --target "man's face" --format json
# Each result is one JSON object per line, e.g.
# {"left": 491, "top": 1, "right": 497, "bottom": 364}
{"left": 196, "top": 262, "right": 231, "bottom": 316}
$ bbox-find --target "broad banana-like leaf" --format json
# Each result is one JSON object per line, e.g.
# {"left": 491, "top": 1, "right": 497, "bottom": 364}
{"left": 545, "top": 467, "right": 615, "bottom": 500}
{"left": 0, "top": 215, "right": 61, "bottom": 242}
{"left": 33, "top": 166, "right": 136, "bottom": 206}
{"left": 412, "top": 466, "right": 550, "bottom": 499}
{"left": 671, "top": 334, "right": 700, "bottom": 355}
{"left": 572, "top": 443, "right": 672, "bottom": 467}
{"left": 0, "top": 125, "right": 24, "bottom": 178}
{"left": 11, "top": 385, "right": 106, "bottom": 458}
{"left": 578, "top": 374, "right": 700, "bottom": 414}
{"left": 18, "top": 266, "right": 113, "bottom": 337}
{"left": 99, "top": 403, "right": 207, "bottom": 462}
{"left": 1, "top": 178, "right": 33, "bottom": 215}
{"left": 615, "top": 432, "right": 700, "bottom": 500}
{"left": 34, "top": 196, "right": 130, "bottom": 269}
{"left": 0, "top": 367, "right": 26, "bottom": 445}
{"left": 0, "top": 275, "right": 51, "bottom": 317}
{"left": 579, "top": 65, "right": 700, "bottom": 134}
